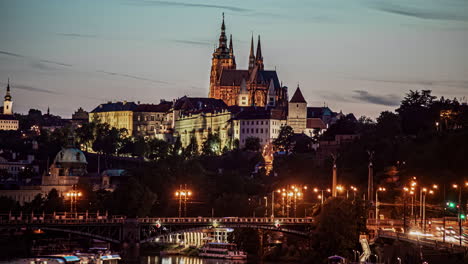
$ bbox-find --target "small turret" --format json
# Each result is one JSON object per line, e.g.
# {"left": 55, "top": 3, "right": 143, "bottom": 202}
{"left": 238, "top": 78, "right": 249, "bottom": 107}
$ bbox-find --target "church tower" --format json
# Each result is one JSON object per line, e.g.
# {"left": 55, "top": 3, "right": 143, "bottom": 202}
{"left": 3, "top": 79, "right": 13, "bottom": 115}
{"left": 238, "top": 78, "right": 249, "bottom": 107}
{"left": 209, "top": 13, "right": 236, "bottom": 98}
{"left": 287, "top": 85, "right": 307, "bottom": 133}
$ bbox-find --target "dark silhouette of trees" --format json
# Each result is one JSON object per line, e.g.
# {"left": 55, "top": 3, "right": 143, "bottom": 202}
{"left": 244, "top": 137, "right": 261, "bottom": 152}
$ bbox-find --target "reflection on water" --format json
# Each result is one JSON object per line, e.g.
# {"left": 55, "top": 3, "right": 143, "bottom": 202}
{"left": 141, "top": 256, "right": 250, "bottom": 264}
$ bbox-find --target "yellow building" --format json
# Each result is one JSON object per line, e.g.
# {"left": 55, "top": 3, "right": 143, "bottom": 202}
{"left": 172, "top": 97, "right": 233, "bottom": 151}
{"left": 89, "top": 101, "right": 137, "bottom": 135}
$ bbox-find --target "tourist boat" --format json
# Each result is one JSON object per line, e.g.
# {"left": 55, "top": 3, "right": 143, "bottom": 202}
{"left": 199, "top": 242, "right": 247, "bottom": 260}
{"left": 17, "top": 255, "right": 81, "bottom": 264}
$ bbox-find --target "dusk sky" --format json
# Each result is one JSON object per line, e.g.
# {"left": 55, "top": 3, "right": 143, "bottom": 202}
{"left": 1, "top": 0, "right": 467, "bottom": 118}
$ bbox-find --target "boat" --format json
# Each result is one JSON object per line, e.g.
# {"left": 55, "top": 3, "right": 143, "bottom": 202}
{"left": 199, "top": 242, "right": 247, "bottom": 260}
{"left": 16, "top": 255, "right": 81, "bottom": 264}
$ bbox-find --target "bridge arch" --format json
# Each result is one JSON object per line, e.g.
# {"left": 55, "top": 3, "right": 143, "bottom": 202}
{"left": 140, "top": 223, "right": 309, "bottom": 244}
{"left": 40, "top": 227, "right": 120, "bottom": 244}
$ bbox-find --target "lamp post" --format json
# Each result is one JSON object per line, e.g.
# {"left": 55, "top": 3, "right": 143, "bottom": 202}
{"left": 452, "top": 183, "right": 467, "bottom": 246}
{"left": 376, "top": 187, "right": 386, "bottom": 228}
{"left": 66, "top": 189, "right": 82, "bottom": 214}
{"left": 313, "top": 188, "right": 331, "bottom": 205}
{"left": 264, "top": 196, "right": 268, "bottom": 217}
{"left": 175, "top": 184, "right": 192, "bottom": 217}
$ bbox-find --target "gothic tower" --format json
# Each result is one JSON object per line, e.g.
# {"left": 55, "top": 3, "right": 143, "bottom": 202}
{"left": 209, "top": 13, "right": 236, "bottom": 98}
{"left": 256, "top": 35, "right": 264, "bottom": 70}
{"left": 248, "top": 35, "right": 256, "bottom": 71}
{"left": 3, "top": 79, "right": 12, "bottom": 115}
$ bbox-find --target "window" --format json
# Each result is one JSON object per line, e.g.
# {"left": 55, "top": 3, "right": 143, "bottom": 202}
{"left": 261, "top": 121, "right": 263, "bottom": 125}
{"left": 256, "top": 128, "right": 258, "bottom": 133}
{"left": 256, "top": 121, "right": 259, "bottom": 125}
{"left": 251, "top": 128, "right": 254, "bottom": 133}
{"left": 150, "top": 126, "right": 155, "bottom": 131}
{"left": 261, "top": 128, "right": 263, "bottom": 133}
{"left": 242, "top": 128, "right": 245, "bottom": 133}
{"left": 242, "top": 96, "right": 246, "bottom": 100}
{"left": 151, "top": 116, "right": 155, "bottom": 121}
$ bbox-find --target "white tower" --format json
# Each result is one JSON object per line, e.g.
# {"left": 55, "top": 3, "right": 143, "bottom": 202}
{"left": 3, "top": 79, "right": 12, "bottom": 115}
{"left": 238, "top": 78, "right": 249, "bottom": 107}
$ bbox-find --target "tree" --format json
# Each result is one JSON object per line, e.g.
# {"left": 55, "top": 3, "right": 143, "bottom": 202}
{"left": 273, "top": 125, "right": 294, "bottom": 152}
{"left": 147, "top": 138, "right": 170, "bottom": 160}
{"left": 43, "top": 189, "right": 65, "bottom": 213}
{"left": 244, "top": 137, "right": 261, "bottom": 152}
{"left": 111, "top": 178, "right": 157, "bottom": 217}
{"left": 396, "top": 90, "right": 436, "bottom": 135}
{"left": 313, "top": 197, "right": 367, "bottom": 260}
{"left": 202, "top": 132, "right": 221, "bottom": 156}
{"left": 376, "top": 111, "right": 401, "bottom": 138}
{"left": 184, "top": 136, "right": 199, "bottom": 157}
{"left": 75, "top": 122, "right": 97, "bottom": 151}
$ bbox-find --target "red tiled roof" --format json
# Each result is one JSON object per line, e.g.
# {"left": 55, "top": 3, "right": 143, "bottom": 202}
{"left": 306, "top": 118, "right": 326, "bottom": 129}
{"left": 290, "top": 87, "right": 306, "bottom": 103}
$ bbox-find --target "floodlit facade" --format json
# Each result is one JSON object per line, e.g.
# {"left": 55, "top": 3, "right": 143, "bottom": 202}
{"left": 89, "top": 101, "right": 138, "bottom": 136}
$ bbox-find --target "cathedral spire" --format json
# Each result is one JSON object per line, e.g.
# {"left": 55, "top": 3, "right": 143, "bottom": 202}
{"left": 248, "top": 34, "right": 256, "bottom": 70}
{"left": 229, "top": 34, "right": 233, "bottom": 53}
{"left": 256, "top": 35, "right": 264, "bottom": 70}
{"left": 218, "top": 13, "right": 228, "bottom": 51}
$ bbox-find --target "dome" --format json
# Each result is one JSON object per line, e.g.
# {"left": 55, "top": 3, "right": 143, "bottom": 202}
{"left": 53, "top": 147, "right": 87, "bottom": 164}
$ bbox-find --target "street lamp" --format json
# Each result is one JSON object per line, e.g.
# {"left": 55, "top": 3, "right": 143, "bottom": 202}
{"left": 65, "top": 189, "right": 82, "bottom": 214}
{"left": 376, "top": 187, "right": 386, "bottom": 227}
{"left": 452, "top": 182, "right": 468, "bottom": 246}
{"left": 175, "top": 184, "right": 192, "bottom": 217}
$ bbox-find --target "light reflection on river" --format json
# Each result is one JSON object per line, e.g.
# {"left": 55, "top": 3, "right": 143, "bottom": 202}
{"left": 140, "top": 256, "right": 258, "bottom": 264}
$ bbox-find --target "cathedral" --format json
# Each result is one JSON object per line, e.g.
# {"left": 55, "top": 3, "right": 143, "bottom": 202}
{"left": 209, "top": 15, "right": 288, "bottom": 107}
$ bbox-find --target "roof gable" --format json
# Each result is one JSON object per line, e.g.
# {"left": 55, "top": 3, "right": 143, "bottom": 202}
{"left": 290, "top": 87, "right": 306, "bottom": 103}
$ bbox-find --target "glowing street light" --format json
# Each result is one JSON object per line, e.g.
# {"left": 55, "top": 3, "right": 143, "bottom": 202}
{"left": 175, "top": 184, "right": 192, "bottom": 217}
{"left": 376, "top": 187, "right": 386, "bottom": 225}
{"left": 66, "top": 188, "right": 82, "bottom": 214}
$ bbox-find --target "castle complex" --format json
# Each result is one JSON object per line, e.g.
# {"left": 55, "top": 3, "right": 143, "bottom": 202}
{"left": 208, "top": 15, "right": 288, "bottom": 108}
{"left": 88, "top": 15, "right": 346, "bottom": 151}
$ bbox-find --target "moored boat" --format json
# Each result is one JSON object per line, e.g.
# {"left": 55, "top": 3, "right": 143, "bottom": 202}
{"left": 199, "top": 242, "right": 247, "bottom": 260}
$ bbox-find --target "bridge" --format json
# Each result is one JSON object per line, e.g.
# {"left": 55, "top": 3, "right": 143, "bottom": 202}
{"left": 0, "top": 213, "right": 314, "bottom": 246}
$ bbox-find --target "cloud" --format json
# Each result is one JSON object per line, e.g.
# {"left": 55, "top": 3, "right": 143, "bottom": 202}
{"left": 56, "top": 33, "right": 98, "bottom": 38}
{"left": 366, "top": 0, "right": 468, "bottom": 22}
{"left": 97, "top": 70, "right": 170, "bottom": 84}
{"left": 352, "top": 77, "right": 468, "bottom": 89}
{"left": 352, "top": 90, "right": 400, "bottom": 106}
{"left": 0, "top": 49, "right": 72, "bottom": 68}
{"left": 127, "top": 0, "right": 249, "bottom": 12}
{"left": 0, "top": 50, "right": 25, "bottom": 58}
{"left": 0, "top": 82, "right": 61, "bottom": 95}
{"left": 170, "top": 39, "right": 211, "bottom": 46}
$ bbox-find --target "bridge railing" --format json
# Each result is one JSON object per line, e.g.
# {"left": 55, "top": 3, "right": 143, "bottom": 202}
{"left": 0, "top": 214, "right": 125, "bottom": 225}
{"left": 138, "top": 217, "right": 314, "bottom": 224}
{"left": 377, "top": 230, "right": 467, "bottom": 251}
